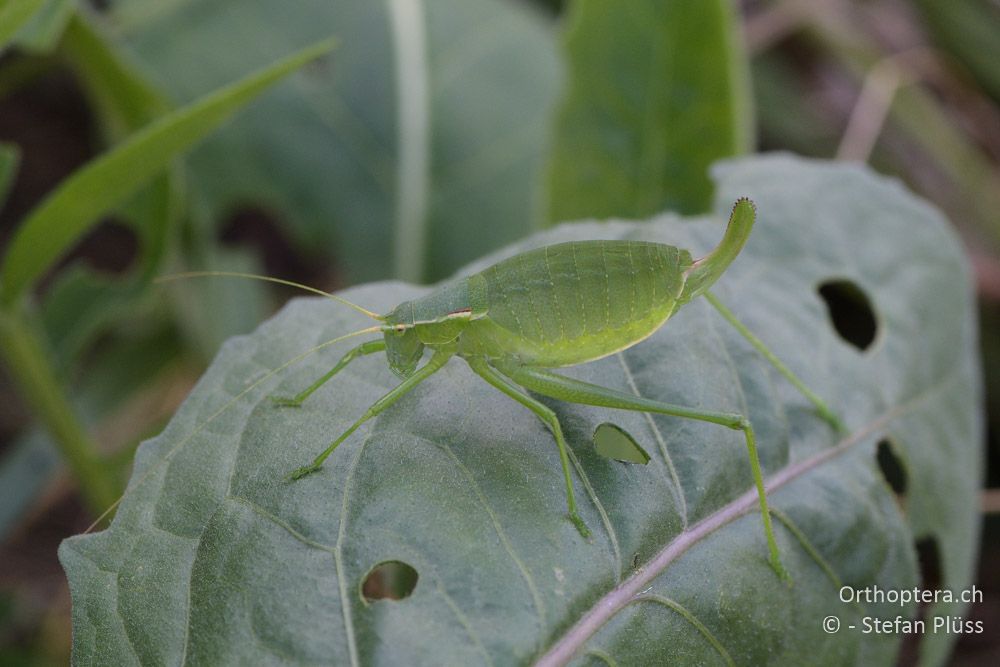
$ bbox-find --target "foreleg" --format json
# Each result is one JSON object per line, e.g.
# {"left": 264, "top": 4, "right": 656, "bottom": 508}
{"left": 290, "top": 348, "right": 452, "bottom": 480}
{"left": 272, "top": 339, "right": 386, "bottom": 407}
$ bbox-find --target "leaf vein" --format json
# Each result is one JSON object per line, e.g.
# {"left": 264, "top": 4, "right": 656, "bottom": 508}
{"left": 614, "top": 351, "right": 688, "bottom": 526}
{"left": 434, "top": 579, "right": 496, "bottom": 666}
{"left": 228, "top": 495, "right": 336, "bottom": 552}
{"left": 629, "top": 594, "right": 735, "bottom": 667}
{"left": 429, "top": 435, "right": 548, "bottom": 625}
{"left": 535, "top": 367, "right": 962, "bottom": 665}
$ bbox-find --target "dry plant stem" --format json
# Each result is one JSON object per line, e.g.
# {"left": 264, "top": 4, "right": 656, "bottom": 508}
{"left": 743, "top": 1, "right": 811, "bottom": 54}
{"left": 760, "top": 0, "right": 1000, "bottom": 248}
{"left": 0, "top": 311, "right": 119, "bottom": 515}
{"left": 971, "top": 251, "right": 1000, "bottom": 302}
{"left": 837, "top": 49, "right": 940, "bottom": 162}
{"left": 983, "top": 489, "right": 1000, "bottom": 515}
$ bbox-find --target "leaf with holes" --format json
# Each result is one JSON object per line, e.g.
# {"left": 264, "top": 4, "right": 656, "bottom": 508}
{"left": 60, "top": 156, "right": 981, "bottom": 665}
{"left": 101, "top": 0, "right": 559, "bottom": 283}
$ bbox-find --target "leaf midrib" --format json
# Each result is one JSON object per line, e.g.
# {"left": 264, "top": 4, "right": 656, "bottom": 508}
{"left": 534, "top": 368, "right": 959, "bottom": 666}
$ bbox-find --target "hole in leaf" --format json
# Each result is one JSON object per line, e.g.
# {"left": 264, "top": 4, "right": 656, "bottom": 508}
{"left": 817, "top": 279, "right": 878, "bottom": 350}
{"left": 916, "top": 537, "right": 942, "bottom": 591}
{"left": 593, "top": 423, "right": 650, "bottom": 464}
{"left": 896, "top": 536, "right": 944, "bottom": 663}
{"left": 876, "top": 438, "right": 907, "bottom": 497}
{"left": 361, "top": 560, "right": 418, "bottom": 602}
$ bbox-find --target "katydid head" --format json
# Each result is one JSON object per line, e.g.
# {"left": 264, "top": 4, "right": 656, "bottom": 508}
{"left": 382, "top": 302, "right": 424, "bottom": 379}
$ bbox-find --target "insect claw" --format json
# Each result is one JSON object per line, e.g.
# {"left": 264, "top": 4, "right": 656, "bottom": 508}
{"left": 772, "top": 554, "right": 793, "bottom": 585}
{"left": 288, "top": 463, "right": 322, "bottom": 480}
{"left": 819, "top": 407, "right": 847, "bottom": 435}
{"left": 570, "top": 513, "right": 592, "bottom": 539}
{"left": 270, "top": 395, "right": 303, "bottom": 408}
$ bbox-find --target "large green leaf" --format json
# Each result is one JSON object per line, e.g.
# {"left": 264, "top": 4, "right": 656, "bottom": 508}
{"left": 545, "top": 0, "right": 751, "bottom": 222}
{"left": 103, "top": 0, "right": 560, "bottom": 283}
{"left": 60, "top": 156, "right": 981, "bottom": 665}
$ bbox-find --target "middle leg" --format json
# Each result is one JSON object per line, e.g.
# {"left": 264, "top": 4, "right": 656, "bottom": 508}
{"left": 466, "top": 357, "right": 591, "bottom": 538}
{"left": 272, "top": 339, "right": 387, "bottom": 407}
{"left": 289, "top": 348, "right": 452, "bottom": 480}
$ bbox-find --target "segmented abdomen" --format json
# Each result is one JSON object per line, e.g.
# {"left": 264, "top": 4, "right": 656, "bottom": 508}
{"left": 464, "top": 240, "right": 691, "bottom": 366}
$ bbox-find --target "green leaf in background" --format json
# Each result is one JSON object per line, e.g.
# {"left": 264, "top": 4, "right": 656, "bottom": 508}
{"left": 59, "top": 11, "right": 169, "bottom": 140}
{"left": 32, "top": 13, "right": 182, "bottom": 367}
{"left": 53, "top": 12, "right": 272, "bottom": 361}
{"left": 546, "top": 0, "right": 752, "bottom": 222}
{"left": 915, "top": 0, "right": 1000, "bottom": 103}
{"left": 103, "top": 0, "right": 560, "bottom": 283}
{"left": 0, "top": 36, "right": 337, "bottom": 307}
{"left": 0, "top": 0, "right": 49, "bottom": 52}
{"left": 6, "top": 0, "right": 72, "bottom": 53}
{"left": 0, "top": 429, "right": 61, "bottom": 539}
{"left": 60, "top": 156, "right": 981, "bottom": 665}
{"left": 161, "top": 246, "right": 272, "bottom": 363}
{"left": 0, "top": 324, "right": 182, "bottom": 540}
{"left": 752, "top": 52, "right": 842, "bottom": 158}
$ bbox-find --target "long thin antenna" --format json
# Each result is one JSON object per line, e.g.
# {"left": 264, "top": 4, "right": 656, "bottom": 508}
{"left": 156, "top": 271, "right": 385, "bottom": 320}
{"left": 84, "top": 324, "right": 383, "bottom": 534}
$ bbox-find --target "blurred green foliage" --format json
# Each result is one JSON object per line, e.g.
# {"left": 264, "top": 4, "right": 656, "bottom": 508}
{"left": 915, "top": 0, "right": 1000, "bottom": 103}
{"left": 546, "top": 0, "right": 751, "bottom": 220}
{"left": 106, "top": 0, "right": 560, "bottom": 284}
{"left": 0, "top": 0, "right": 997, "bottom": 663}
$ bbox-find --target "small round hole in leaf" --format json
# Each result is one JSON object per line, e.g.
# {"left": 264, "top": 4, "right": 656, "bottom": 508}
{"left": 817, "top": 279, "right": 878, "bottom": 350}
{"left": 593, "top": 423, "right": 650, "bottom": 464}
{"left": 361, "top": 560, "right": 418, "bottom": 602}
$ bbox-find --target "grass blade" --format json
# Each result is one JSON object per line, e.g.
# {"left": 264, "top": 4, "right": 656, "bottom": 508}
{"left": 0, "top": 0, "right": 48, "bottom": 52}
{"left": 0, "top": 36, "right": 336, "bottom": 306}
